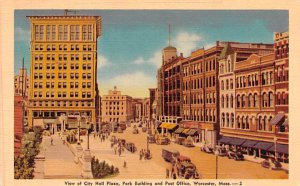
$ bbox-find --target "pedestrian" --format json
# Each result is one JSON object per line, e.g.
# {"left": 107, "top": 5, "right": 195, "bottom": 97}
{"left": 118, "top": 148, "right": 121, "bottom": 156}
{"left": 139, "top": 153, "right": 143, "bottom": 160}
{"left": 171, "top": 166, "right": 174, "bottom": 176}
{"left": 114, "top": 147, "right": 117, "bottom": 155}
{"left": 172, "top": 172, "right": 177, "bottom": 179}
{"left": 94, "top": 133, "right": 96, "bottom": 139}
{"left": 123, "top": 161, "right": 127, "bottom": 168}
{"left": 166, "top": 168, "right": 169, "bottom": 179}
{"left": 50, "top": 136, "right": 53, "bottom": 145}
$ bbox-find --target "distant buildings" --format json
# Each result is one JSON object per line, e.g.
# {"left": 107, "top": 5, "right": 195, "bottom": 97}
{"left": 101, "top": 86, "right": 133, "bottom": 123}
{"left": 27, "top": 15, "right": 102, "bottom": 131}
{"left": 14, "top": 68, "right": 30, "bottom": 97}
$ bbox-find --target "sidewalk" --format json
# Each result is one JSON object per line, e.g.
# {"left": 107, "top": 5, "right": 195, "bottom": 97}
{"left": 35, "top": 134, "right": 82, "bottom": 179}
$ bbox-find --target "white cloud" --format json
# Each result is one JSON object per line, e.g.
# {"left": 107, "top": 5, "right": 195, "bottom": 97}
{"left": 15, "top": 27, "right": 30, "bottom": 41}
{"left": 132, "top": 57, "right": 146, "bottom": 65}
{"left": 173, "top": 32, "right": 202, "bottom": 56}
{"left": 97, "top": 54, "right": 111, "bottom": 69}
{"left": 100, "top": 72, "right": 156, "bottom": 98}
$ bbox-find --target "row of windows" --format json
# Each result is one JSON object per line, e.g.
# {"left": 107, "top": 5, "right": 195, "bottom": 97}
{"left": 164, "top": 94, "right": 181, "bottom": 102}
{"left": 34, "top": 53, "right": 93, "bottom": 61}
{"left": 31, "top": 101, "right": 93, "bottom": 108}
{"left": 275, "top": 44, "right": 289, "bottom": 59}
{"left": 105, "top": 112, "right": 124, "bottom": 116}
{"left": 33, "top": 91, "right": 92, "bottom": 98}
{"left": 182, "top": 76, "right": 216, "bottom": 90}
{"left": 105, "top": 107, "right": 124, "bottom": 110}
{"left": 183, "top": 92, "right": 217, "bottom": 105}
{"left": 276, "top": 65, "right": 289, "bottom": 82}
{"left": 33, "top": 73, "right": 92, "bottom": 80}
{"left": 220, "top": 78, "right": 234, "bottom": 90}
{"left": 164, "top": 81, "right": 180, "bottom": 91}
{"left": 34, "top": 24, "right": 93, "bottom": 41}
{"left": 164, "top": 66, "right": 180, "bottom": 78}
{"left": 235, "top": 92, "right": 274, "bottom": 108}
{"left": 34, "top": 82, "right": 92, "bottom": 89}
{"left": 34, "top": 44, "right": 94, "bottom": 51}
{"left": 219, "top": 60, "right": 233, "bottom": 74}
{"left": 34, "top": 63, "right": 92, "bottom": 70}
{"left": 183, "top": 59, "right": 217, "bottom": 77}
{"left": 183, "top": 108, "right": 216, "bottom": 122}
{"left": 105, "top": 102, "right": 125, "bottom": 105}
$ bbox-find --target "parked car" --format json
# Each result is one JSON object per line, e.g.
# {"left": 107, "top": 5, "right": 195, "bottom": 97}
{"left": 261, "top": 158, "right": 282, "bottom": 170}
{"left": 183, "top": 138, "right": 194, "bottom": 147}
{"left": 175, "top": 137, "right": 185, "bottom": 145}
{"left": 162, "top": 148, "right": 180, "bottom": 162}
{"left": 142, "top": 127, "right": 147, "bottom": 132}
{"left": 138, "top": 123, "right": 143, "bottom": 127}
{"left": 227, "top": 150, "right": 244, "bottom": 160}
{"left": 132, "top": 128, "right": 139, "bottom": 134}
{"left": 119, "top": 122, "right": 126, "bottom": 130}
{"left": 117, "top": 127, "right": 123, "bottom": 133}
{"left": 147, "top": 135, "right": 156, "bottom": 143}
{"left": 214, "top": 146, "right": 227, "bottom": 156}
{"left": 200, "top": 144, "right": 214, "bottom": 153}
{"left": 156, "top": 136, "right": 169, "bottom": 145}
{"left": 125, "top": 142, "right": 137, "bottom": 153}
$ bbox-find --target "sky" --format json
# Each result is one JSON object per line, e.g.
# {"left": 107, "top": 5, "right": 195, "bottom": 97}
{"left": 14, "top": 10, "right": 288, "bottom": 98}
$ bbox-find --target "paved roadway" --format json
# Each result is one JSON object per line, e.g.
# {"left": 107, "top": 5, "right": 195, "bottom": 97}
{"left": 81, "top": 123, "right": 288, "bottom": 179}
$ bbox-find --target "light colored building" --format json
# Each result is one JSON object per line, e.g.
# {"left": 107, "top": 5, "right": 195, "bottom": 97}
{"left": 27, "top": 15, "right": 102, "bottom": 130}
{"left": 101, "top": 86, "right": 133, "bottom": 123}
{"left": 14, "top": 68, "right": 30, "bottom": 97}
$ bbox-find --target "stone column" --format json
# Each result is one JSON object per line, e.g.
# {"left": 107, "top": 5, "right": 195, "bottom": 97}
{"left": 81, "top": 149, "right": 93, "bottom": 178}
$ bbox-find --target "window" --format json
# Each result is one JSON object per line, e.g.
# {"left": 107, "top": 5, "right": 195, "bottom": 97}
{"left": 63, "top": 25, "right": 68, "bottom": 41}
{"left": 51, "top": 25, "right": 56, "bottom": 40}
{"left": 88, "top": 25, "right": 93, "bottom": 41}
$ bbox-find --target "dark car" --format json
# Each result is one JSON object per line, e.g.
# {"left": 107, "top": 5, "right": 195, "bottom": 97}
{"left": 214, "top": 146, "right": 227, "bottom": 156}
{"left": 261, "top": 158, "right": 282, "bottom": 170}
{"left": 227, "top": 150, "right": 244, "bottom": 160}
{"left": 200, "top": 144, "right": 214, "bottom": 153}
{"left": 125, "top": 142, "right": 137, "bottom": 153}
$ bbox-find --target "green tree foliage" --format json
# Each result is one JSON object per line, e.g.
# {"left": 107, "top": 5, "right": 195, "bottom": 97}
{"left": 91, "top": 156, "right": 119, "bottom": 178}
{"left": 14, "top": 126, "right": 43, "bottom": 179}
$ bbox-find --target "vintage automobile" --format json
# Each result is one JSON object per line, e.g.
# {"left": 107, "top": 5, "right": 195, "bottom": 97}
{"left": 175, "top": 137, "right": 185, "bottom": 145}
{"left": 214, "top": 146, "right": 227, "bottom": 156}
{"left": 138, "top": 123, "right": 143, "bottom": 127}
{"left": 162, "top": 148, "right": 180, "bottom": 162}
{"left": 147, "top": 135, "right": 156, "bottom": 143}
{"left": 177, "top": 155, "right": 191, "bottom": 163}
{"left": 132, "top": 128, "right": 139, "bottom": 134}
{"left": 117, "top": 127, "right": 123, "bottom": 133}
{"left": 142, "top": 127, "right": 147, "bottom": 133}
{"left": 200, "top": 144, "right": 214, "bottom": 153}
{"left": 183, "top": 138, "right": 194, "bottom": 147}
{"left": 227, "top": 150, "right": 244, "bottom": 160}
{"left": 177, "top": 161, "right": 199, "bottom": 179}
{"left": 119, "top": 122, "right": 127, "bottom": 130}
{"left": 261, "top": 158, "right": 282, "bottom": 170}
{"left": 125, "top": 142, "right": 137, "bottom": 153}
{"left": 118, "top": 138, "right": 126, "bottom": 146}
{"left": 156, "top": 136, "right": 169, "bottom": 145}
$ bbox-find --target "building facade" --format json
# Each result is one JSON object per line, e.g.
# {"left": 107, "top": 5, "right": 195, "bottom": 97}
{"left": 27, "top": 15, "right": 102, "bottom": 129}
{"left": 101, "top": 86, "right": 133, "bottom": 123}
{"left": 14, "top": 68, "right": 30, "bottom": 97}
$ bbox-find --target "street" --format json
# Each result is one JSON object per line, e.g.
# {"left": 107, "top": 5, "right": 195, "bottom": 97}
{"left": 79, "top": 123, "right": 288, "bottom": 179}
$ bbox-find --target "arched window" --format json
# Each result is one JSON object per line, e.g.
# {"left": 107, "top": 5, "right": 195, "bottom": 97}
{"left": 221, "top": 80, "right": 224, "bottom": 90}
{"left": 226, "top": 113, "right": 229, "bottom": 127}
{"left": 248, "top": 94, "right": 253, "bottom": 107}
{"left": 263, "top": 116, "right": 268, "bottom": 131}
{"left": 230, "top": 95, "right": 234, "bottom": 108}
{"left": 226, "top": 95, "right": 229, "bottom": 108}
{"left": 262, "top": 93, "right": 268, "bottom": 107}
{"left": 241, "top": 95, "right": 245, "bottom": 107}
{"left": 228, "top": 61, "right": 231, "bottom": 72}
{"left": 230, "top": 79, "right": 233, "bottom": 89}
{"left": 258, "top": 116, "right": 262, "bottom": 130}
{"left": 237, "top": 116, "right": 240, "bottom": 128}
{"left": 269, "top": 116, "right": 273, "bottom": 131}
{"left": 269, "top": 92, "right": 274, "bottom": 107}
{"left": 262, "top": 72, "right": 266, "bottom": 85}
{"left": 226, "top": 79, "right": 229, "bottom": 90}
{"left": 277, "top": 92, "right": 281, "bottom": 105}
{"left": 253, "top": 93, "right": 258, "bottom": 108}
{"left": 236, "top": 95, "right": 241, "bottom": 108}
{"left": 246, "top": 116, "right": 249, "bottom": 129}
{"left": 231, "top": 113, "right": 234, "bottom": 128}
{"left": 241, "top": 116, "right": 245, "bottom": 129}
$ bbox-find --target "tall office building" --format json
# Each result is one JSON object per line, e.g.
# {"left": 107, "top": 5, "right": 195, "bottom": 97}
{"left": 27, "top": 15, "right": 101, "bottom": 128}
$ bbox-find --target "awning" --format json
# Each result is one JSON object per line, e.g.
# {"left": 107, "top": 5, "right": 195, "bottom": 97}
{"left": 253, "top": 141, "right": 274, "bottom": 150}
{"left": 182, "top": 129, "right": 190, "bottom": 134}
{"left": 229, "top": 138, "right": 246, "bottom": 146}
{"left": 268, "top": 144, "right": 288, "bottom": 154}
{"left": 174, "top": 127, "right": 184, "bottom": 134}
{"left": 270, "top": 113, "right": 285, "bottom": 125}
{"left": 160, "top": 123, "right": 177, "bottom": 130}
{"left": 283, "top": 119, "right": 289, "bottom": 126}
{"left": 242, "top": 139, "right": 259, "bottom": 148}
{"left": 187, "top": 129, "right": 198, "bottom": 136}
{"left": 219, "top": 136, "right": 233, "bottom": 144}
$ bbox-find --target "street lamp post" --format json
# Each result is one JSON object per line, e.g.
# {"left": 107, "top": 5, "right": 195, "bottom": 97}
{"left": 274, "top": 136, "right": 278, "bottom": 161}
{"left": 81, "top": 114, "right": 93, "bottom": 179}
{"left": 215, "top": 150, "right": 219, "bottom": 179}
{"left": 77, "top": 115, "right": 81, "bottom": 144}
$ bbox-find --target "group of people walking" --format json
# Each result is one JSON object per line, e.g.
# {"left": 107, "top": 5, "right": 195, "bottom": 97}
{"left": 139, "top": 149, "right": 151, "bottom": 160}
